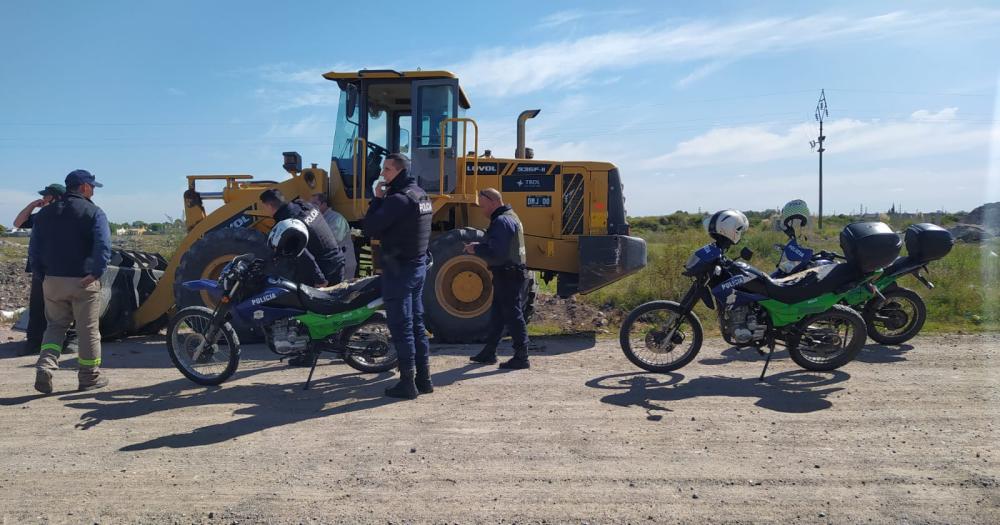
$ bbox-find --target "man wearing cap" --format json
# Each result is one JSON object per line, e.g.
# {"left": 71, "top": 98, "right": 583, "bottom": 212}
{"left": 30, "top": 170, "right": 112, "bottom": 393}
{"left": 13, "top": 184, "right": 78, "bottom": 357}
{"left": 464, "top": 188, "right": 531, "bottom": 370}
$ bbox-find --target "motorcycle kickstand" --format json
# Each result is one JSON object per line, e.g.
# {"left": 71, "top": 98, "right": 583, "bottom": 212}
{"left": 304, "top": 347, "right": 322, "bottom": 391}
{"left": 759, "top": 340, "right": 776, "bottom": 381}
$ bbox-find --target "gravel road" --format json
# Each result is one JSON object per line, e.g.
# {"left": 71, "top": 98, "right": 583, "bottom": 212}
{"left": 0, "top": 329, "right": 997, "bottom": 524}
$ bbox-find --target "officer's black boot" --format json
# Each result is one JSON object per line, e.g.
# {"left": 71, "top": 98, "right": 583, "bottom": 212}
{"left": 415, "top": 361, "right": 434, "bottom": 394}
{"left": 470, "top": 345, "right": 498, "bottom": 364}
{"left": 385, "top": 366, "right": 418, "bottom": 400}
{"left": 499, "top": 347, "right": 530, "bottom": 370}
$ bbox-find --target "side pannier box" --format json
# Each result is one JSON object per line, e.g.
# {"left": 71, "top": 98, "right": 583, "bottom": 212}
{"left": 904, "top": 223, "right": 954, "bottom": 262}
{"left": 840, "top": 222, "right": 902, "bottom": 273}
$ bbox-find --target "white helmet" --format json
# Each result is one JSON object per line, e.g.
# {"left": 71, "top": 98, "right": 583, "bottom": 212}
{"left": 706, "top": 209, "right": 750, "bottom": 246}
{"left": 268, "top": 219, "right": 309, "bottom": 257}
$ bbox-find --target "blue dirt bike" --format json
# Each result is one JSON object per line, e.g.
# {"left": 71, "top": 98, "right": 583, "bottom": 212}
{"left": 166, "top": 254, "right": 396, "bottom": 388}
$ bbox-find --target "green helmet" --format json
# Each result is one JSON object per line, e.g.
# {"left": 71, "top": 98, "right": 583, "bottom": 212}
{"left": 780, "top": 199, "right": 810, "bottom": 228}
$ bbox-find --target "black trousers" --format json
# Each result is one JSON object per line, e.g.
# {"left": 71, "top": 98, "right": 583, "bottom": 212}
{"left": 26, "top": 273, "right": 78, "bottom": 352}
{"left": 483, "top": 267, "right": 530, "bottom": 353}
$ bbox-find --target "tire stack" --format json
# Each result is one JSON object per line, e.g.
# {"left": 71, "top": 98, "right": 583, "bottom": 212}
{"left": 98, "top": 249, "right": 169, "bottom": 340}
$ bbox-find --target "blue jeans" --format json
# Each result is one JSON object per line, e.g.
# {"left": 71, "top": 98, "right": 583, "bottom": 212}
{"left": 382, "top": 258, "right": 430, "bottom": 370}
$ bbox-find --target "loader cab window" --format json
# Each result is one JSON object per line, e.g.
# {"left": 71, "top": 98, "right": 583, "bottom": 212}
{"left": 331, "top": 88, "right": 359, "bottom": 160}
{"left": 332, "top": 82, "right": 410, "bottom": 197}
{"left": 417, "top": 85, "right": 454, "bottom": 148}
{"left": 410, "top": 79, "right": 460, "bottom": 193}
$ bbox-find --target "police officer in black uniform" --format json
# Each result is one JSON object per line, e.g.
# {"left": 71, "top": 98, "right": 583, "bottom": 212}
{"left": 259, "top": 189, "right": 345, "bottom": 288}
{"left": 362, "top": 153, "right": 433, "bottom": 400}
{"left": 465, "top": 188, "right": 531, "bottom": 369}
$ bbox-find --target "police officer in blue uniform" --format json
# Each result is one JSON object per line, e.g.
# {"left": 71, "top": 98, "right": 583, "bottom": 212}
{"left": 362, "top": 153, "right": 434, "bottom": 400}
{"left": 465, "top": 188, "right": 531, "bottom": 369}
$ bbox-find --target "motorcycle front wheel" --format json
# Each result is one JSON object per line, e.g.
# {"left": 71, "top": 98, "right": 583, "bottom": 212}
{"left": 619, "top": 301, "right": 703, "bottom": 373}
{"left": 863, "top": 287, "right": 926, "bottom": 345}
{"left": 788, "top": 304, "right": 865, "bottom": 371}
{"left": 341, "top": 313, "right": 397, "bottom": 373}
{"left": 167, "top": 306, "right": 241, "bottom": 385}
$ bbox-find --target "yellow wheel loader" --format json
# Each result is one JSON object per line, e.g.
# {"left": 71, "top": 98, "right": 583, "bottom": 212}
{"left": 130, "top": 69, "right": 646, "bottom": 342}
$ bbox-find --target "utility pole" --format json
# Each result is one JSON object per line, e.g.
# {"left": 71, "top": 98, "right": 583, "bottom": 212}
{"left": 810, "top": 89, "right": 829, "bottom": 230}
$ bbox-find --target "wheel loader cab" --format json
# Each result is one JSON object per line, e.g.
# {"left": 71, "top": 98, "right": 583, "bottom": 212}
{"left": 327, "top": 71, "right": 470, "bottom": 200}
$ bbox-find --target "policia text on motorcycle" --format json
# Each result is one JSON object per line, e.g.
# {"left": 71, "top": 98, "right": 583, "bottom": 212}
{"left": 362, "top": 153, "right": 434, "bottom": 400}
{"left": 465, "top": 188, "right": 531, "bottom": 370}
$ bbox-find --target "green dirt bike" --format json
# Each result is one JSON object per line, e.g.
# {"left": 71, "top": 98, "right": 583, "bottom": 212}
{"left": 773, "top": 223, "right": 954, "bottom": 345}
{"left": 167, "top": 254, "right": 396, "bottom": 388}
{"left": 620, "top": 222, "right": 902, "bottom": 379}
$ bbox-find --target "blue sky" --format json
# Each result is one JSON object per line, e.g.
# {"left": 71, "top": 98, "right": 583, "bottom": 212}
{"left": 1, "top": 0, "right": 998, "bottom": 224}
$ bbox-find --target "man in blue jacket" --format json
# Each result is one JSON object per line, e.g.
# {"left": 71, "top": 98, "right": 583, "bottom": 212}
{"left": 13, "top": 183, "right": 78, "bottom": 357}
{"left": 362, "top": 153, "right": 434, "bottom": 400}
{"left": 30, "top": 170, "right": 112, "bottom": 393}
{"left": 464, "top": 188, "right": 531, "bottom": 369}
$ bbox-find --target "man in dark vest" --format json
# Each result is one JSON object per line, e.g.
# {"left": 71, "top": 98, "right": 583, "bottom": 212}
{"left": 30, "top": 170, "right": 112, "bottom": 393}
{"left": 465, "top": 188, "right": 531, "bottom": 369}
{"left": 13, "top": 183, "right": 78, "bottom": 357}
{"left": 362, "top": 153, "right": 433, "bottom": 400}
{"left": 259, "top": 189, "right": 345, "bottom": 288}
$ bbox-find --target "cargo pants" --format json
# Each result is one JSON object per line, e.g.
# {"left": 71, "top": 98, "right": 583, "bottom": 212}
{"left": 35, "top": 276, "right": 102, "bottom": 381}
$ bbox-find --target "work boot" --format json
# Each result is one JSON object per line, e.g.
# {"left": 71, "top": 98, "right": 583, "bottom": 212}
{"left": 385, "top": 366, "right": 418, "bottom": 400}
{"left": 78, "top": 367, "right": 109, "bottom": 392}
{"left": 34, "top": 347, "right": 61, "bottom": 392}
{"left": 470, "top": 346, "right": 498, "bottom": 364}
{"left": 415, "top": 361, "right": 434, "bottom": 394}
{"left": 499, "top": 349, "right": 530, "bottom": 370}
{"left": 34, "top": 368, "right": 53, "bottom": 394}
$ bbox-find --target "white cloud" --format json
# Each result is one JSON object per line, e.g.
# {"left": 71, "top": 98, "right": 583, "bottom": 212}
{"left": 644, "top": 108, "right": 992, "bottom": 169}
{"left": 451, "top": 9, "right": 1000, "bottom": 97}
{"left": 263, "top": 115, "right": 330, "bottom": 140}
{"left": 536, "top": 8, "right": 640, "bottom": 29}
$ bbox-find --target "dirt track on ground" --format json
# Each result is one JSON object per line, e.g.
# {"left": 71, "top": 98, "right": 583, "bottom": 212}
{"left": 0, "top": 329, "right": 997, "bottom": 524}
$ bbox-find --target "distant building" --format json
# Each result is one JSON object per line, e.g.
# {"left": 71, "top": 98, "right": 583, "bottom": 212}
{"left": 116, "top": 226, "right": 146, "bottom": 236}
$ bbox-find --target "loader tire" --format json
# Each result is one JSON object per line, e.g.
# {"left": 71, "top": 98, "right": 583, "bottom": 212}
{"left": 173, "top": 228, "right": 270, "bottom": 343}
{"left": 422, "top": 228, "right": 536, "bottom": 343}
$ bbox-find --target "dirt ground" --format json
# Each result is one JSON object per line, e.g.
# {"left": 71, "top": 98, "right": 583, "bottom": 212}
{"left": 0, "top": 328, "right": 997, "bottom": 525}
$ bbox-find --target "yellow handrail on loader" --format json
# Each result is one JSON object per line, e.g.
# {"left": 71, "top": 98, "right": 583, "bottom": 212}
{"left": 352, "top": 136, "right": 368, "bottom": 214}
{"left": 437, "top": 117, "right": 479, "bottom": 201}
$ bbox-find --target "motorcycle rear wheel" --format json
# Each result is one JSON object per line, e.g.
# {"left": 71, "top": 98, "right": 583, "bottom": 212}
{"left": 619, "top": 301, "right": 703, "bottom": 373}
{"left": 341, "top": 313, "right": 397, "bottom": 373}
{"left": 863, "top": 287, "right": 926, "bottom": 345}
{"left": 167, "top": 306, "right": 241, "bottom": 385}
{"left": 788, "top": 304, "right": 865, "bottom": 371}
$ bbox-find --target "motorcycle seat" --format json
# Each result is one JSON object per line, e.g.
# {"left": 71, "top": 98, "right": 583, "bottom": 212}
{"left": 882, "top": 255, "right": 922, "bottom": 277}
{"left": 298, "top": 275, "right": 382, "bottom": 315}
{"left": 761, "top": 263, "right": 861, "bottom": 304}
